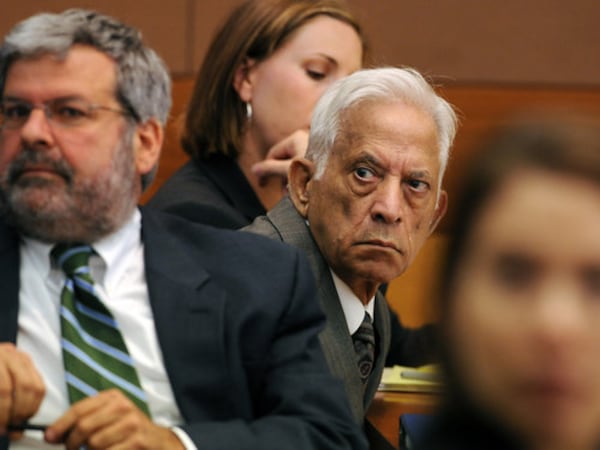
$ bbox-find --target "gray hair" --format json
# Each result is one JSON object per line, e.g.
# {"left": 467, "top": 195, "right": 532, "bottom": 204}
{"left": 0, "top": 9, "right": 172, "bottom": 189}
{"left": 307, "top": 67, "right": 457, "bottom": 187}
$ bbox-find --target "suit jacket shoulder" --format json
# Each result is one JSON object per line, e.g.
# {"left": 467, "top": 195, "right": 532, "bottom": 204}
{"left": 147, "top": 155, "right": 265, "bottom": 229}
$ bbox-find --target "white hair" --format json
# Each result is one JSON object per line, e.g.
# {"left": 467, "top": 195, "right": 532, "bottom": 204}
{"left": 306, "top": 67, "right": 457, "bottom": 186}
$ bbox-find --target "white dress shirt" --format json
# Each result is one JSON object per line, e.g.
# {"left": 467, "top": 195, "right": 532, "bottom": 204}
{"left": 13, "top": 209, "right": 195, "bottom": 449}
{"left": 329, "top": 269, "right": 375, "bottom": 335}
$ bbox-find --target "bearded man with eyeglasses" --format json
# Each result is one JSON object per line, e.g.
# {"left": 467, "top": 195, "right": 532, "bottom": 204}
{"left": 0, "top": 8, "right": 365, "bottom": 450}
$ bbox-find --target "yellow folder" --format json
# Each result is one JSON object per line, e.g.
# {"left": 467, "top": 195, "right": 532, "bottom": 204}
{"left": 378, "top": 364, "right": 443, "bottom": 393}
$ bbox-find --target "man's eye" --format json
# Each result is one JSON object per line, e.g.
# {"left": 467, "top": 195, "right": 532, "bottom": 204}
{"left": 407, "top": 179, "right": 429, "bottom": 192}
{"left": 3, "top": 104, "right": 31, "bottom": 118}
{"left": 55, "top": 105, "right": 87, "bottom": 119}
{"left": 355, "top": 167, "right": 376, "bottom": 180}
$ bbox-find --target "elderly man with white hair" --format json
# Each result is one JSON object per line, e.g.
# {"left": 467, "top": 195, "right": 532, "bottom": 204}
{"left": 246, "top": 66, "right": 457, "bottom": 449}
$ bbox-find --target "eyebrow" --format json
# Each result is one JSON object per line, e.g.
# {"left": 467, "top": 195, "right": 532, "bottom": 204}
{"left": 2, "top": 94, "right": 84, "bottom": 103}
{"left": 313, "top": 53, "right": 338, "bottom": 66}
{"left": 351, "top": 153, "right": 383, "bottom": 169}
{"left": 407, "top": 170, "right": 433, "bottom": 180}
{"left": 351, "top": 152, "right": 433, "bottom": 179}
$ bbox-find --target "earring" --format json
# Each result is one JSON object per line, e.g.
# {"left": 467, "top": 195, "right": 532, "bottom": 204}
{"left": 246, "top": 102, "right": 253, "bottom": 121}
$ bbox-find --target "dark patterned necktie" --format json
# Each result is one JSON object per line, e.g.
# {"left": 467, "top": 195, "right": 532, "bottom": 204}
{"left": 352, "top": 311, "right": 376, "bottom": 383}
{"left": 51, "top": 243, "right": 151, "bottom": 416}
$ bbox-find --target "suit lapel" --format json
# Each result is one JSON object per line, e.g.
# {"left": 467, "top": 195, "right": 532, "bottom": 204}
{"left": 140, "top": 209, "right": 231, "bottom": 421}
{"left": 364, "top": 292, "right": 391, "bottom": 409}
{"left": 264, "top": 199, "right": 367, "bottom": 421}
{"left": 317, "top": 270, "right": 367, "bottom": 421}
{"left": 0, "top": 222, "right": 20, "bottom": 343}
{"left": 0, "top": 223, "right": 23, "bottom": 450}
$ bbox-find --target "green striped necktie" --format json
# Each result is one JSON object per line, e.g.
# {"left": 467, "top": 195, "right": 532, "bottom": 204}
{"left": 51, "top": 243, "right": 151, "bottom": 417}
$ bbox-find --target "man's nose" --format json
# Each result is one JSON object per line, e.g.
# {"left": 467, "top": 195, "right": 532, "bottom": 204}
{"left": 19, "top": 108, "right": 54, "bottom": 148}
{"left": 370, "top": 180, "right": 403, "bottom": 224}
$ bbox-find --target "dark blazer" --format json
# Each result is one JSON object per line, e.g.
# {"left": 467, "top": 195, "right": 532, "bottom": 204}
{"left": 147, "top": 155, "right": 265, "bottom": 229}
{"left": 413, "top": 402, "right": 525, "bottom": 450}
{"left": 244, "top": 198, "right": 392, "bottom": 423}
{"left": 0, "top": 207, "right": 367, "bottom": 450}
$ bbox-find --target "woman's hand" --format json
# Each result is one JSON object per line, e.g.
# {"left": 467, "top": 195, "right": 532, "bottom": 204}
{"left": 252, "top": 129, "right": 309, "bottom": 187}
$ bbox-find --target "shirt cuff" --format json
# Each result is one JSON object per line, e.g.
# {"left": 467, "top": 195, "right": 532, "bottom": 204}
{"left": 171, "top": 426, "right": 198, "bottom": 450}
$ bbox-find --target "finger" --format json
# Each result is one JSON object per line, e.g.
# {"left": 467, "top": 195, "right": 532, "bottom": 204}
{"left": 85, "top": 406, "right": 149, "bottom": 449}
{"left": 7, "top": 430, "right": 25, "bottom": 441}
{"left": 264, "top": 129, "right": 309, "bottom": 160}
{"left": 66, "top": 391, "right": 132, "bottom": 449}
{"left": 107, "top": 422, "right": 184, "bottom": 450}
{"left": 0, "top": 343, "right": 44, "bottom": 429}
{"left": 0, "top": 358, "right": 14, "bottom": 433}
{"left": 252, "top": 159, "right": 291, "bottom": 180}
{"left": 48, "top": 389, "right": 137, "bottom": 449}
{"left": 10, "top": 357, "right": 45, "bottom": 425}
{"left": 45, "top": 394, "right": 104, "bottom": 445}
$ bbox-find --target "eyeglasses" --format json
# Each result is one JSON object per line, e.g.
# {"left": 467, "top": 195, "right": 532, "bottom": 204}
{"left": 0, "top": 97, "right": 134, "bottom": 130}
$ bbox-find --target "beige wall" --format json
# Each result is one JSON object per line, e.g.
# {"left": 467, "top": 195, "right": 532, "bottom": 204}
{"left": 1, "top": 0, "right": 599, "bottom": 86}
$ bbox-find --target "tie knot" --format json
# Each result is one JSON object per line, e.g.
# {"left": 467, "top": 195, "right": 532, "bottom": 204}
{"left": 354, "top": 311, "right": 375, "bottom": 344}
{"left": 51, "top": 243, "right": 94, "bottom": 277}
{"left": 361, "top": 311, "right": 372, "bottom": 326}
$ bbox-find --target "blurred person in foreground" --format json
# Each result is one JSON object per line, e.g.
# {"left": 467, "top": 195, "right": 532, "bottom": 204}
{"left": 245, "top": 67, "right": 457, "bottom": 448}
{"left": 416, "top": 113, "right": 600, "bottom": 450}
{"left": 0, "top": 9, "right": 366, "bottom": 450}
{"left": 148, "top": 0, "right": 365, "bottom": 228}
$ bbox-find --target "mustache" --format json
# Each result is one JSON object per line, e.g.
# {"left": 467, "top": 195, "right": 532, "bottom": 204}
{"left": 7, "top": 147, "right": 73, "bottom": 185}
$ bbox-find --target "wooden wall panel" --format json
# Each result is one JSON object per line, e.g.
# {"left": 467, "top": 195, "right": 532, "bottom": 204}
{"left": 0, "top": 0, "right": 189, "bottom": 74}
{"left": 190, "top": 0, "right": 244, "bottom": 73}
{"left": 1, "top": 1, "right": 599, "bottom": 87}
{"left": 439, "top": 85, "right": 600, "bottom": 230}
{"left": 348, "top": 0, "right": 600, "bottom": 86}
{"left": 386, "top": 234, "right": 448, "bottom": 327}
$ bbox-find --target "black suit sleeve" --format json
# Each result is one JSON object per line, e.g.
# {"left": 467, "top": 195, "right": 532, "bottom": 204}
{"left": 385, "top": 306, "right": 438, "bottom": 367}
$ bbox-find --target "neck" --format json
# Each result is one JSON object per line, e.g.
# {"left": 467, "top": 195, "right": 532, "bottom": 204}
{"left": 238, "top": 132, "right": 286, "bottom": 210}
{"left": 347, "top": 279, "right": 379, "bottom": 305}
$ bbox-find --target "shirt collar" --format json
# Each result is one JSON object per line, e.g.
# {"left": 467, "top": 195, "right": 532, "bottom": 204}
{"left": 92, "top": 208, "right": 142, "bottom": 289}
{"left": 330, "top": 268, "right": 375, "bottom": 335}
{"left": 22, "top": 208, "right": 142, "bottom": 288}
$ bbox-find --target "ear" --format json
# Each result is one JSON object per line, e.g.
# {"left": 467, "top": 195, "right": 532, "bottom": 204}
{"left": 428, "top": 189, "right": 448, "bottom": 233}
{"left": 133, "top": 118, "right": 163, "bottom": 178}
{"left": 288, "top": 158, "right": 316, "bottom": 219}
{"left": 232, "top": 57, "right": 256, "bottom": 102}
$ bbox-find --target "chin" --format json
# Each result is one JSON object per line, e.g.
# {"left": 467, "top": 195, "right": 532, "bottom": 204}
{"left": 354, "top": 264, "right": 402, "bottom": 286}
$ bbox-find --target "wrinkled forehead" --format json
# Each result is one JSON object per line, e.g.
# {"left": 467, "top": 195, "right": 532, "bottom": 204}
{"left": 340, "top": 98, "right": 439, "bottom": 141}
{"left": 336, "top": 100, "right": 440, "bottom": 160}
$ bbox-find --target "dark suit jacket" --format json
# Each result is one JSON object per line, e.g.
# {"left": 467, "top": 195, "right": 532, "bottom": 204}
{"left": 147, "top": 154, "right": 265, "bottom": 229}
{"left": 244, "top": 198, "right": 392, "bottom": 423}
{"left": 0, "top": 207, "right": 367, "bottom": 450}
{"left": 413, "top": 401, "right": 525, "bottom": 450}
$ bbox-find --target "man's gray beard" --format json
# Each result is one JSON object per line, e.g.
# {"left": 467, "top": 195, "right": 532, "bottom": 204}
{"left": 0, "top": 129, "right": 138, "bottom": 243}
